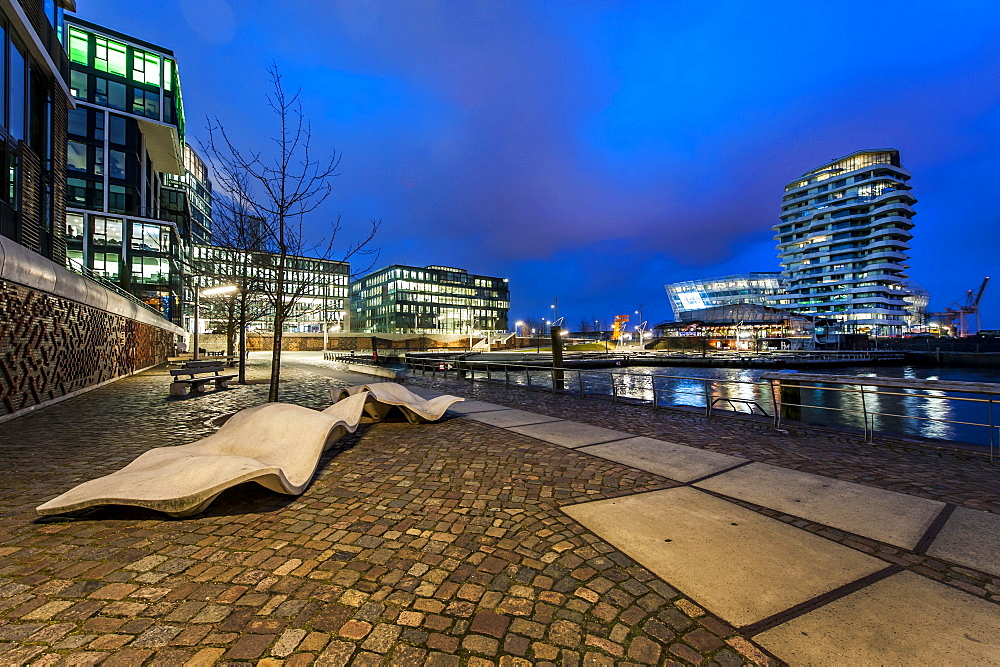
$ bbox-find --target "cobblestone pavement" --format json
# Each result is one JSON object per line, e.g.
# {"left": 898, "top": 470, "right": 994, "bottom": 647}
{"left": 402, "top": 372, "right": 1000, "bottom": 514}
{"left": 0, "top": 360, "right": 778, "bottom": 665}
{"left": 401, "top": 373, "right": 1000, "bottom": 607}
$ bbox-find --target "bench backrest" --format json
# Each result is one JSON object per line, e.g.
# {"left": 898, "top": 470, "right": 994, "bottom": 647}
{"left": 171, "top": 365, "right": 226, "bottom": 377}
{"left": 183, "top": 360, "right": 222, "bottom": 369}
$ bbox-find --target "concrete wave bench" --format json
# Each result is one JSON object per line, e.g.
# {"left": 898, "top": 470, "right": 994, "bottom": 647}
{"left": 333, "top": 383, "right": 465, "bottom": 424}
{"left": 36, "top": 383, "right": 463, "bottom": 518}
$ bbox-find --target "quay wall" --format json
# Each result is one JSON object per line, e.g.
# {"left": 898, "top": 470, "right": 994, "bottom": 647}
{"left": 0, "top": 237, "right": 183, "bottom": 421}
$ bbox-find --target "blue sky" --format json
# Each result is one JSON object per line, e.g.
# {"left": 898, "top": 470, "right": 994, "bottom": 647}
{"left": 81, "top": 1, "right": 1000, "bottom": 328}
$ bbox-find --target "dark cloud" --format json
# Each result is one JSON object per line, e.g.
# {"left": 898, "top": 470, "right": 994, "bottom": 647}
{"left": 74, "top": 1, "right": 1000, "bottom": 324}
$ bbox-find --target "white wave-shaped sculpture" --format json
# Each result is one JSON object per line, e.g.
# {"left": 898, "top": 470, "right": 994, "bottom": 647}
{"left": 36, "top": 383, "right": 461, "bottom": 518}
{"left": 333, "top": 382, "right": 464, "bottom": 424}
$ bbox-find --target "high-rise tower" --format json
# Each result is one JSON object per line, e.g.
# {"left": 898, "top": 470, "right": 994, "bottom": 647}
{"left": 772, "top": 150, "right": 915, "bottom": 335}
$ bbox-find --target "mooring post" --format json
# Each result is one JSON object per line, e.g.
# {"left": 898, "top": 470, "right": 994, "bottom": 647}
{"left": 551, "top": 327, "right": 565, "bottom": 391}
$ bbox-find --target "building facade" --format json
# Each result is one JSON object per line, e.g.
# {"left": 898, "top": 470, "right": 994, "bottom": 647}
{"left": 190, "top": 244, "right": 349, "bottom": 334}
{"left": 161, "top": 143, "right": 212, "bottom": 246}
{"left": 665, "top": 272, "right": 783, "bottom": 321}
{"left": 351, "top": 265, "right": 509, "bottom": 334}
{"left": 771, "top": 149, "right": 916, "bottom": 335}
{"left": 62, "top": 17, "right": 192, "bottom": 323}
{"left": 0, "top": 0, "right": 73, "bottom": 264}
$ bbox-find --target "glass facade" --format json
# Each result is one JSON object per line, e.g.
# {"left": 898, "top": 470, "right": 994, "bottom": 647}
{"left": 190, "top": 245, "right": 350, "bottom": 334}
{"left": 62, "top": 18, "right": 193, "bottom": 324}
{"left": 771, "top": 149, "right": 916, "bottom": 335}
{"left": 350, "top": 265, "right": 510, "bottom": 334}
{"left": 664, "top": 273, "right": 784, "bottom": 322}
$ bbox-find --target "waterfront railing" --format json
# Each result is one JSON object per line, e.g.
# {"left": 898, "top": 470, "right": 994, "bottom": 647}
{"left": 385, "top": 355, "right": 1000, "bottom": 459}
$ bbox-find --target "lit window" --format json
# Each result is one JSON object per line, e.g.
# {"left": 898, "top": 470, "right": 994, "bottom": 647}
{"left": 68, "top": 27, "right": 89, "bottom": 65}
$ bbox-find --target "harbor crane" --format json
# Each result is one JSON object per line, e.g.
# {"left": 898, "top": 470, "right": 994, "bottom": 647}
{"left": 943, "top": 277, "right": 990, "bottom": 336}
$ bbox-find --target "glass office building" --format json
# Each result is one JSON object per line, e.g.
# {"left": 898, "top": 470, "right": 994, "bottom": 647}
{"left": 161, "top": 143, "right": 212, "bottom": 246}
{"left": 771, "top": 149, "right": 915, "bottom": 335}
{"left": 62, "top": 17, "right": 191, "bottom": 323}
{"left": 665, "top": 273, "right": 783, "bottom": 322}
{"left": 190, "top": 244, "right": 350, "bottom": 334}
{"left": 351, "top": 265, "right": 509, "bottom": 334}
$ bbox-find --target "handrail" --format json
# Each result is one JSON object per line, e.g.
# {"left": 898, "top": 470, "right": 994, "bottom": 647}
{"left": 396, "top": 356, "right": 998, "bottom": 459}
{"left": 67, "top": 262, "right": 169, "bottom": 320}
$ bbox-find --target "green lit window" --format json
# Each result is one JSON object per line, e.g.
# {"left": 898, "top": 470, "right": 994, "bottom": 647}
{"left": 94, "top": 36, "right": 127, "bottom": 77}
{"left": 66, "top": 249, "right": 84, "bottom": 271}
{"left": 94, "top": 252, "right": 120, "bottom": 280}
{"left": 163, "top": 59, "right": 173, "bottom": 91}
{"left": 132, "top": 50, "right": 160, "bottom": 87}
{"left": 68, "top": 27, "right": 89, "bottom": 65}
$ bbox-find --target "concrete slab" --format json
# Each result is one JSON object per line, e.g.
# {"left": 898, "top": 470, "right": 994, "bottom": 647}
{"left": 756, "top": 571, "right": 1000, "bottom": 664}
{"left": 927, "top": 506, "right": 1000, "bottom": 577}
{"left": 462, "top": 409, "right": 563, "bottom": 428}
{"left": 580, "top": 437, "right": 746, "bottom": 482}
{"left": 446, "top": 400, "right": 508, "bottom": 414}
{"left": 564, "top": 487, "right": 884, "bottom": 627}
{"left": 508, "top": 421, "right": 635, "bottom": 449}
{"left": 695, "top": 462, "right": 944, "bottom": 549}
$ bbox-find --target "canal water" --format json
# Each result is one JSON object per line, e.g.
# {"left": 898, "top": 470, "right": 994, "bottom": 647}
{"left": 483, "top": 364, "right": 1000, "bottom": 450}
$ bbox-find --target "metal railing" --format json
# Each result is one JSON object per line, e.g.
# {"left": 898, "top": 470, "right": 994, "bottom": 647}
{"left": 68, "top": 262, "right": 169, "bottom": 320}
{"left": 398, "top": 356, "right": 1000, "bottom": 459}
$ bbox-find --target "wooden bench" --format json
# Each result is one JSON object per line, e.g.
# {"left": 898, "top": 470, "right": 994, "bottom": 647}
{"left": 170, "top": 364, "right": 237, "bottom": 396}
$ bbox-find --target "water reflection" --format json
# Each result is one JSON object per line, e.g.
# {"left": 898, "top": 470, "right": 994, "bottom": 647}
{"left": 468, "top": 363, "right": 998, "bottom": 449}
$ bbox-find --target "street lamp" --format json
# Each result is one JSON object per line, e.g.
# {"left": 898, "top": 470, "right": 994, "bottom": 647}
{"left": 194, "top": 284, "right": 237, "bottom": 360}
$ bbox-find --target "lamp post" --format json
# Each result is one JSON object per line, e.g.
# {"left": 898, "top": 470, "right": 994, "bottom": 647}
{"left": 193, "top": 284, "right": 238, "bottom": 361}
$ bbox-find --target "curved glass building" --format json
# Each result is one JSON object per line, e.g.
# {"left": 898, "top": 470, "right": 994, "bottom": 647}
{"left": 771, "top": 149, "right": 915, "bottom": 335}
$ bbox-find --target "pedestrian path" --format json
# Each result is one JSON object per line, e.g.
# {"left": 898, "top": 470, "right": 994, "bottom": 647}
{"left": 412, "top": 388, "right": 1000, "bottom": 664}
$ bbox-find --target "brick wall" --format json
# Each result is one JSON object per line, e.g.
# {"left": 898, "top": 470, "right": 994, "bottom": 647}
{"left": 0, "top": 280, "right": 174, "bottom": 416}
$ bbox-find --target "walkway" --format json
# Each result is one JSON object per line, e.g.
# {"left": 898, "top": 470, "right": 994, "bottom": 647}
{"left": 0, "top": 353, "right": 996, "bottom": 665}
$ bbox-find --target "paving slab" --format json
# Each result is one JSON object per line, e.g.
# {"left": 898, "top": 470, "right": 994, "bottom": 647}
{"left": 580, "top": 436, "right": 746, "bottom": 482}
{"left": 507, "top": 420, "right": 635, "bottom": 448}
{"left": 927, "top": 506, "right": 1000, "bottom": 577}
{"left": 695, "top": 462, "right": 944, "bottom": 549}
{"left": 446, "top": 400, "right": 508, "bottom": 414}
{"left": 462, "top": 408, "right": 563, "bottom": 427}
{"left": 563, "top": 487, "right": 885, "bottom": 627}
{"left": 756, "top": 570, "right": 1000, "bottom": 664}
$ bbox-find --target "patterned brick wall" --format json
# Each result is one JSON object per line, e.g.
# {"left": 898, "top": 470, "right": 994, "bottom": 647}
{"left": 0, "top": 280, "right": 174, "bottom": 416}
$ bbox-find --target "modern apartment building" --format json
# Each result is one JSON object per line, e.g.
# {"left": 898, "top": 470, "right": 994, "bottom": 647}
{"left": 771, "top": 149, "right": 915, "bottom": 334}
{"left": 351, "top": 265, "right": 509, "bottom": 334}
{"left": 0, "top": 0, "right": 74, "bottom": 263}
{"left": 62, "top": 17, "right": 194, "bottom": 323}
{"left": 665, "top": 272, "right": 783, "bottom": 321}
{"left": 190, "top": 244, "right": 349, "bottom": 334}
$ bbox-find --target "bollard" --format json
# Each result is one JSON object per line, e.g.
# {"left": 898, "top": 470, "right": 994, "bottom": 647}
{"left": 551, "top": 328, "right": 565, "bottom": 391}
{"left": 778, "top": 378, "right": 801, "bottom": 421}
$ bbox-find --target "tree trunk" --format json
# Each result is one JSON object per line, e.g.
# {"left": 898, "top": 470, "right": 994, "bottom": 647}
{"left": 238, "top": 288, "right": 248, "bottom": 384}
{"left": 226, "top": 298, "right": 236, "bottom": 358}
{"left": 269, "top": 326, "right": 283, "bottom": 402}
{"left": 268, "top": 252, "right": 287, "bottom": 402}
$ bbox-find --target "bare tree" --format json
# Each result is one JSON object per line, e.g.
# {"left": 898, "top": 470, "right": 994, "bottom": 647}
{"left": 194, "top": 187, "right": 273, "bottom": 384}
{"left": 206, "top": 65, "right": 378, "bottom": 401}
